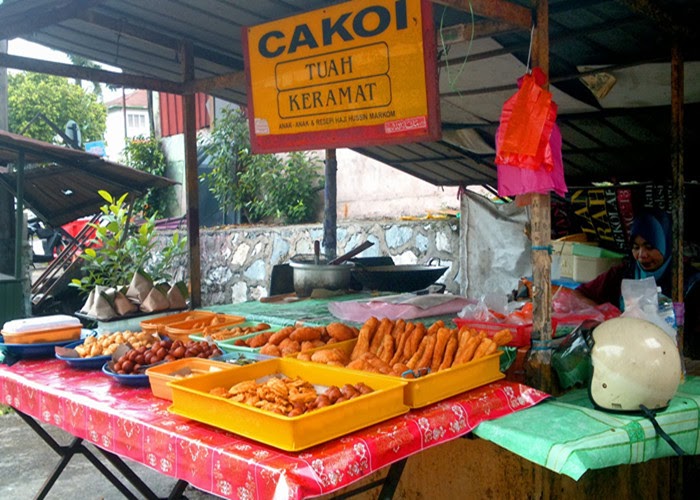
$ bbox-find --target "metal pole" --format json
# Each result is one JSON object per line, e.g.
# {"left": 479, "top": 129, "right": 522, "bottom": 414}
{"left": 323, "top": 149, "right": 338, "bottom": 260}
{"left": 14, "top": 151, "right": 25, "bottom": 279}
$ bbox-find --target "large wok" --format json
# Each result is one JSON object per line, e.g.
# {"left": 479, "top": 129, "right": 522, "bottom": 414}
{"left": 351, "top": 262, "right": 448, "bottom": 293}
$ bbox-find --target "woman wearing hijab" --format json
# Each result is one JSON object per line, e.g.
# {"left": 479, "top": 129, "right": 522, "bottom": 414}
{"left": 575, "top": 209, "right": 697, "bottom": 307}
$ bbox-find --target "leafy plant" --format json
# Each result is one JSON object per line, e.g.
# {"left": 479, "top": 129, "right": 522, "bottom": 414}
{"left": 199, "top": 107, "right": 324, "bottom": 224}
{"left": 122, "top": 135, "right": 171, "bottom": 218}
{"left": 8, "top": 72, "right": 106, "bottom": 144}
{"left": 70, "top": 191, "right": 187, "bottom": 294}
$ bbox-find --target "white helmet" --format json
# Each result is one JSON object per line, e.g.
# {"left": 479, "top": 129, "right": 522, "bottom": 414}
{"left": 590, "top": 317, "right": 681, "bottom": 412}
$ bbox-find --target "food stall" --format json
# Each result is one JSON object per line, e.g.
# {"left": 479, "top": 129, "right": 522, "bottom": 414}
{"left": 2, "top": 0, "right": 699, "bottom": 498}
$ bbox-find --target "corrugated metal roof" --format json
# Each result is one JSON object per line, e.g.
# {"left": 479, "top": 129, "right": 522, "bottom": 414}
{"left": 0, "top": 129, "right": 177, "bottom": 226}
{"left": 1, "top": 0, "right": 698, "bottom": 188}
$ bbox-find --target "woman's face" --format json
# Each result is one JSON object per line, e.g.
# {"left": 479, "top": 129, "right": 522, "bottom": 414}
{"left": 632, "top": 235, "right": 665, "bottom": 272}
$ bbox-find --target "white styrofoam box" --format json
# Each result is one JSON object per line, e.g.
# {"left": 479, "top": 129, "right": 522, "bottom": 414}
{"left": 2, "top": 314, "right": 80, "bottom": 334}
{"left": 573, "top": 255, "right": 623, "bottom": 283}
{"left": 552, "top": 241, "right": 599, "bottom": 280}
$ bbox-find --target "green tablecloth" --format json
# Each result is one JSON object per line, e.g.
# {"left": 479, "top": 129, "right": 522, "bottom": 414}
{"left": 205, "top": 293, "right": 460, "bottom": 328}
{"left": 474, "top": 376, "right": 700, "bottom": 480}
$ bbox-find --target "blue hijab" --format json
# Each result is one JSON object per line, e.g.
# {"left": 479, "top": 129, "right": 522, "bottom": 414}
{"left": 629, "top": 210, "right": 672, "bottom": 282}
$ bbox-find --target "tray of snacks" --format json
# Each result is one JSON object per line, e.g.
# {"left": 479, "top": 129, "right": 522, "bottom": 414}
{"left": 293, "top": 317, "right": 506, "bottom": 408}
{"left": 167, "top": 357, "right": 409, "bottom": 451}
{"left": 103, "top": 338, "right": 223, "bottom": 386}
{"left": 55, "top": 330, "right": 160, "bottom": 369}
{"left": 189, "top": 321, "right": 278, "bottom": 343}
{"left": 217, "top": 322, "right": 359, "bottom": 357}
{"left": 146, "top": 357, "right": 235, "bottom": 400}
{"left": 140, "top": 311, "right": 218, "bottom": 335}
{"left": 2, "top": 315, "right": 82, "bottom": 344}
{"left": 163, "top": 313, "right": 247, "bottom": 342}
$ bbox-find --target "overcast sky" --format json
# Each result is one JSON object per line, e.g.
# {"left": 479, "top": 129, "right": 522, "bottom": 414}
{"left": 8, "top": 38, "right": 123, "bottom": 101}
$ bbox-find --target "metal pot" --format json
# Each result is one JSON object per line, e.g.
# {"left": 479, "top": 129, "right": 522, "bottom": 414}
{"left": 289, "top": 255, "right": 354, "bottom": 297}
{"left": 351, "top": 263, "right": 448, "bottom": 293}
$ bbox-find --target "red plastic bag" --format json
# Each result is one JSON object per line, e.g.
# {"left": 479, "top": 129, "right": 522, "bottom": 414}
{"left": 496, "top": 68, "right": 558, "bottom": 171}
{"left": 497, "top": 123, "right": 568, "bottom": 197}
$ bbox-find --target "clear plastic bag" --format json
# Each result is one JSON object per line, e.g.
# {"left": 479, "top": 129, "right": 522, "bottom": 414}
{"left": 551, "top": 320, "right": 599, "bottom": 389}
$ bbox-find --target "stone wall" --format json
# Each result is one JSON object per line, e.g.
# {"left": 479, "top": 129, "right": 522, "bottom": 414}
{"left": 160, "top": 219, "right": 461, "bottom": 307}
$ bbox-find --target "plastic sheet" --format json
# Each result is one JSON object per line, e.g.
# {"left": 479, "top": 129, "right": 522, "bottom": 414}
{"left": 328, "top": 293, "right": 475, "bottom": 323}
{"left": 0, "top": 359, "right": 547, "bottom": 499}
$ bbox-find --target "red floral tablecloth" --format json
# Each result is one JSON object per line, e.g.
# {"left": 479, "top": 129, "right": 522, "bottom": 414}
{"left": 0, "top": 359, "right": 547, "bottom": 499}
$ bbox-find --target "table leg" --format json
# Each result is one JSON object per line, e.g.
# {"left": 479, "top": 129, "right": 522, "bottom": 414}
{"left": 332, "top": 458, "right": 408, "bottom": 499}
{"left": 14, "top": 408, "right": 188, "bottom": 500}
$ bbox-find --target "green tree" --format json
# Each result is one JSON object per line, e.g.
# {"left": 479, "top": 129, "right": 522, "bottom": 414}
{"left": 199, "top": 107, "right": 324, "bottom": 224}
{"left": 7, "top": 72, "right": 106, "bottom": 144}
{"left": 122, "top": 135, "right": 171, "bottom": 219}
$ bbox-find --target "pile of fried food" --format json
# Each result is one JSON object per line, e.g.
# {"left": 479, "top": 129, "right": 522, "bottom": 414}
{"left": 297, "top": 317, "right": 513, "bottom": 377}
{"left": 209, "top": 375, "right": 373, "bottom": 417}
{"left": 203, "top": 322, "right": 271, "bottom": 341}
{"left": 75, "top": 330, "right": 158, "bottom": 358}
{"left": 231, "top": 322, "right": 358, "bottom": 356}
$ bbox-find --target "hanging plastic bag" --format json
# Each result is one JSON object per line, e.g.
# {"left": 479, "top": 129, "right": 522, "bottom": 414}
{"left": 552, "top": 320, "right": 598, "bottom": 389}
{"left": 496, "top": 68, "right": 558, "bottom": 171}
{"left": 497, "top": 123, "right": 568, "bottom": 197}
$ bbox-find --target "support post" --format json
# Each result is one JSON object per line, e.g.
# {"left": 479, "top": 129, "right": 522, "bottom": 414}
{"left": 670, "top": 39, "right": 684, "bottom": 352}
{"left": 323, "top": 149, "right": 338, "bottom": 260}
{"left": 524, "top": 0, "right": 556, "bottom": 393}
{"left": 14, "top": 151, "right": 24, "bottom": 280}
{"left": 181, "top": 40, "right": 202, "bottom": 308}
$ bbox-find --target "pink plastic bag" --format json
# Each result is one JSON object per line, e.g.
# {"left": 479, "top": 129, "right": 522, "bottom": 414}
{"left": 497, "top": 124, "right": 568, "bottom": 197}
{"left": 496, "top": 68, "right": 558, "bottom": 171}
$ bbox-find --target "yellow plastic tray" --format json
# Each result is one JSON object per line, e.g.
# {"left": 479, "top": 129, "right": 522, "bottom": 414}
{"left": 145, "top": 358, "right": 235, "bottom": 401}
{"left": 295, "top": 340, "right": 504, "bottom": 408}
{"left": 167, "top": 357, "right": 409, "bottom": 451}
{"left": 140, "top": 311, "right": 217, "bottom": 335}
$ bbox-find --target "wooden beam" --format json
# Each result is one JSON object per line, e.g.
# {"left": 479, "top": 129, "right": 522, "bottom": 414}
{"left": 431, "top": 0, "right": 532, "bottom": 30}
{"left": 0, "top": 0, "right": 104, "bottom": 41}
{"left": 0, "top": 53, "right": 183, "bottom": 93}
{"left": 525, "top": 0, "right": 556, "bottom": 394}
{"left": 437, "top": 20, "right": 522, "bottom": 45}
{"left": 77, "top": 11, "right": 243, "bottom": 70}
{"left": 618, "top": 0, "right": 696, "bottom": 39}
{"left": 670, "top": 39, "right": 684, "bottom": 350}
{"left": 182, "top": 71, "right": 247, "bottom": 95}
{"left": 181, "top": 40, "right": 202, "bottom": 309}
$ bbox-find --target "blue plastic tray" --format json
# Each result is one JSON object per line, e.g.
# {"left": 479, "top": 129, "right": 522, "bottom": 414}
{"left": 101, "top": 362, "right": 151, "bottom": 387}
{"left": 0, "top": 338, "right": 77, "bottom": 360}
{"left": 55, "top": 340, "right": 111, "bottom": 370}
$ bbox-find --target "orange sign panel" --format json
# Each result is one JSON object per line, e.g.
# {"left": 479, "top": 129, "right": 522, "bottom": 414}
{"left": 243, "top": 0, "right": 440, "bottom": 153}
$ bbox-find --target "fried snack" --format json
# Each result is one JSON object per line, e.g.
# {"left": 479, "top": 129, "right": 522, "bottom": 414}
{"left": 427, "top": 320, "right": 445, "bottom": 336}
{"left": 300, "top": 339, "right": 325, "bottom": 352}
{"left": 379, "top": 330, "right": 395, "bottom": 365}
{"left": 406, "top": 335, "right": 428, "bottom": 370}
{"left": 278, "top": 338, "right": 301, "bottom": 356}
{"left": 360, "top": 352, "right": 392, "bottom": 374}
{"left": 369, "top": 317, "right": 393, "bottom": 354}
{"left": 246, "top": 331, "right": 272, "bottom": 348}
{"left": 389, "top": 328, "right": 409, "bottom": 366}
{"left": 326, "top": 322, "right": 356, "bottom": 342}
{"left": 290, "top": 326, "right": 322, "bottom": 342}
{"left": 268, "top": 327, "right": 294, "bottom": 345}
{"left": 430, "top": 328, "right": 453, "bottom": 373}
{"left": 438, "top": 336, "right": 459, "bottom": 371}
{"left": 453, "top": 332, "right": 483, "bottom": 366}
{"left": 351, "top": 317, "right": 377, "bottom": 360}
{"left": 402, "top": 323, "right": 425, "bottom": 363}
{"left": 492, "top": 328, "right": 514, "bottom": 346}
{"left": 473, "top": 337, "right": 497, "bottom": 360}
{"left": 296, "top": 352, "right": 312, "bottom": 361}
{"left": 390, "top": 319, "right": 406, "bottom": 340}
{"left": 392, "top": 362, "right": 411, "bottom": 376}
{"left": 259, "top": 344, "right": 281, "bottom": 356}
{"left": 416, "top": 334, "right": 436, "bottom": 371}
{"left": 310, "top": 348, "right": 348, "bottom": 365}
